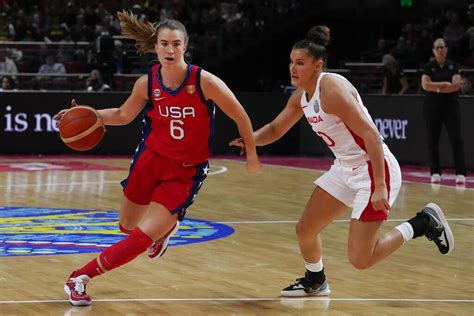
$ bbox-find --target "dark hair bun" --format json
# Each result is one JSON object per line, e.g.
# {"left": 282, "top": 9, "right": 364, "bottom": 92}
{"left": 306, "top": 25, "right": 331, "bottom": 47}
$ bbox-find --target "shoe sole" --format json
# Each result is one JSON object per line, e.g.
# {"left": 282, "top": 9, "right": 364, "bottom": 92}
{"left": 426, "top": 202, "right": 455, "bottom": 255}
{"left": 63, "top": 284, "right": 92, "bottom": 306}
{"left": 149, "top": 222, "right": 180, "bottom": 259}
{"left": 281, "top": 286, "right": 331, "bottom": 297}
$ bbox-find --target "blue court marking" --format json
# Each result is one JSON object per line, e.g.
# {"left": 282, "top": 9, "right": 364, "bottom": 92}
{"left": 0, "top": 206, "right": 234, "bottom": 257}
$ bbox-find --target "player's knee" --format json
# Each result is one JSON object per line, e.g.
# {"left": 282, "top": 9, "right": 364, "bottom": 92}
{"left": 295, "top": 221, "right": 314, "bottom": 239}
{"left": 348, "top": 253, "right": 372, "bottom": 270}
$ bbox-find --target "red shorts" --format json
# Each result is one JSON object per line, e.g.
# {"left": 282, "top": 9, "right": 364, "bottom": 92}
{"left": 121, "top": 146, "right": 208, "bottom": 220}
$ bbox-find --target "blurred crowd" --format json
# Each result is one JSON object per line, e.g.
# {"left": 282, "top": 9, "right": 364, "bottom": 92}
{"left": 0, "top": 0, "right": 472, "bottom": 94}
{"left": 0, "top": 0, "right": 308, "bottom": 91}
{"left": 359, "top": 3, "right": 474, "bottom": 95}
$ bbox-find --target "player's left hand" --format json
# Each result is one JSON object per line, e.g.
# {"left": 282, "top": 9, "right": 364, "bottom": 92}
{"left": 229, "top": 137, "right": 246, "bottom": 155}
{"left": 371, "top": 184, "right": 390, "bottom": 215}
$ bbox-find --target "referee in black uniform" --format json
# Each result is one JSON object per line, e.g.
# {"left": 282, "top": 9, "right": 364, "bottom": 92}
{"left": 421, "top": 38, "right": 466, "bottom": 185}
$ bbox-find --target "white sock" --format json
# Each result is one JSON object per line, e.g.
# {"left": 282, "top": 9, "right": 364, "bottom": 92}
{"left": 394, "top": 222, "right": 414, "bottom": 242}
{"left": 305, "top": 258, "right": 323, "bottom": 272}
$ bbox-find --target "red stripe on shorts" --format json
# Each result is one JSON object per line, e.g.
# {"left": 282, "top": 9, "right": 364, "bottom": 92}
{"left": 360, "top": 159, "right": 391, "bottom": 222}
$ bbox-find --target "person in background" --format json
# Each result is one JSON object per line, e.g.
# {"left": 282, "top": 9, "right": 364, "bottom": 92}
{"left": 459, "top": 76, "right": 472, "bottom": 95}
{"left": 421, "top": 38, "right": 466, "bottom": 185}
{"left": 85, "top": 69, "right": 111, "bottom": 92}
{"left": 0, "top": 76, "right": 16, "bottom": 90}
{"left": 381, "top": 54, "right": 409, "bottom": 95}
{"left": 0, "top": 47, "right": 18, "bottom": 80}
{"left": 36, "top": 54, "right": 67, "bottom": 83}
{"left": 231, "top": 25, "right": 454, "bottom": 297}
{"left": 54, "top": 10, "right": 261, "bottom": 306}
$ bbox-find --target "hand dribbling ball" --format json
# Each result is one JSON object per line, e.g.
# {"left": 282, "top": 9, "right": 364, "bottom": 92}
{"left": 58, "top": 106, "right": 105, "bottom": 151}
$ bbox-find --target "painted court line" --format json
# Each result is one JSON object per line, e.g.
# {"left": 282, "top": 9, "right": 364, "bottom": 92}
{"left": 0, "top": 297, "right": 472, "bottom": 304}
{"left": 218, "top": 218, "right": 474, "bottom": 224}
{"left": 0, "top": 166, "right": 228, "bottom": 188}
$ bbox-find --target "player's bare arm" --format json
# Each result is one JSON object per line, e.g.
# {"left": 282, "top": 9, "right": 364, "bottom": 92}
{"left": 200, "top": 70, "right": 261, "bottom": 174}
{"left": 97, "top": 75, "right": 149, "bottom": 126}
{"left": 254, "top": 88, "right": 304, "bottom": 146}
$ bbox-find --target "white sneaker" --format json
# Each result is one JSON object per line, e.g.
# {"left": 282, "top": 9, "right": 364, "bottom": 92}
{"left": 431, "top": 173, "right": 441, "bottom": 183}
{"left": 455, "top": 174, "right": 466, "bottom": 185}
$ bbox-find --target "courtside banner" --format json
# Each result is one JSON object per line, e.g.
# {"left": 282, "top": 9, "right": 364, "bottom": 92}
{"left": 0, "top": 92, "right": 140, "bottom": 154}
{"left": 0, "top": 92, "right": 472, "bottom": 169}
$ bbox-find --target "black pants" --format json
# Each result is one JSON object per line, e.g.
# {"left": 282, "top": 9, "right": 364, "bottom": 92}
{"left": 423, "top": 100, "right": 466, "bottom": 175}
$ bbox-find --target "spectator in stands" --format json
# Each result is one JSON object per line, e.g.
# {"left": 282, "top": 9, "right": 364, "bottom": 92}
{"left": 34, "top": 54, "right": 67, "bottom": 89}
{"left": 37, "top": 54, "right": 66, "bottom": 79}
{"left": 382, "top": 54, "right": 409, "bottom": 95}
{"left": 57, "top": 34, "right": 76, "bottom": 63}
{"left": 0, "top": 48, "right": 18, "bottom": 80}
{"left": 113, "top": 39, "right": 130, "bottom": 74}
{"left": 459, "top": 75, "right": 473, "bottom": 95}
{"left": 133, "top": 4, "right": 150, "bottom": 23}
{"left": 0, "top": 76, "right": 15, "bottom": 91}
{"left": 415, "top": 28, "right": 433, "bottom": 67}
{"left": 366, "top": 38, "right": 388, "bottom": 62}
{"left": 70, "top": 11, "right": 94, "bottom": 42}
{"left": 15, "top": 12, "right": 40, "bottom": 41}
{"left": 421, "top": 38, "right": 466, "bottom": 185}
{"left": 392, "top": 36, "right": 416, "bottom": 68}
{"left": 85, "top": 69, "right": 111, "bottom": 92}
{"left": 44, "top": 17, "right": 69, "bottom": 42}
{"left": 0, "top": 13, "right": 15, "bottom": 41}
{"left": 443, "top": 11, "right": 464, "bottom": 61}
{"left": 464, "top": 3, "right": 474, "bottom": 66}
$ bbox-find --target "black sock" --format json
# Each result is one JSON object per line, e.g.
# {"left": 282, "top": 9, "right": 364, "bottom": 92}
{"left": 306, "top": 268, "right": 325, "bottom": 284}
{"left": 407, "top": 212, "right": 430, "bottom": 238}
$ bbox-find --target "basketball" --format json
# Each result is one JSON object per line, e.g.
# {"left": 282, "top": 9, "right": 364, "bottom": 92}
{"left": 58, "top": 106, "right": 105, "bottom": 151}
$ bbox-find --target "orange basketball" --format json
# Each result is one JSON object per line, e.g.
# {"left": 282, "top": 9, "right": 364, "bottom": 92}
{"left": 58, "top": 106, "right": 105, "bottom": 151}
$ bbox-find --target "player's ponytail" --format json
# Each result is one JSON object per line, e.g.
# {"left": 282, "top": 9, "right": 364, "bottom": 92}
{"left": 117, "top": 10, "right": 189, "bottom": 55}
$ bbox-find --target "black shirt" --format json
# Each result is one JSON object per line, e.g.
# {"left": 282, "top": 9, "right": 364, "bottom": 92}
{"left": 423, "top": 59, "right": 459, "bottom": 103}
{"left": 384, "top": 66, "right": 405, "bottom": 94}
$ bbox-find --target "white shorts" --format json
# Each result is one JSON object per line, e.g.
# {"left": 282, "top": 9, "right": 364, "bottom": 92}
{"left": 315, "top": 150, "right": 402, "bottom": 221}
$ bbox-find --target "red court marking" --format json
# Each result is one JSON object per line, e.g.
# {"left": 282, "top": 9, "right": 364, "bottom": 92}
{"left": 0, "top": 161, "right": 126, "bottom": 172}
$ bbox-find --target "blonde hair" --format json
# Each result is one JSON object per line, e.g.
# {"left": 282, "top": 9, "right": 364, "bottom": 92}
{"left": 117, "top": 10, "right": 189, "bottom": 55}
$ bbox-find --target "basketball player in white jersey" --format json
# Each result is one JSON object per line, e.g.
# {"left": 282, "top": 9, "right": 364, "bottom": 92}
{"left": 230, "top": 25, "right": 454, "bottom": 296}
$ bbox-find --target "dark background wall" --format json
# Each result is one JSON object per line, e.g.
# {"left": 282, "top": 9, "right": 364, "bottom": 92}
{"left": 0, "top": 92, "right": 472, "bottom": 170}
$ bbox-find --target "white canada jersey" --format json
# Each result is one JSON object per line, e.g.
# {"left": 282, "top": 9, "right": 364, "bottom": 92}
{"left": 300, "top": 72, "right": 387, "bottom": 163}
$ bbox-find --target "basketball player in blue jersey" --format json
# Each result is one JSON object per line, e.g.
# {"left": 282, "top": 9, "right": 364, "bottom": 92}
{"left": 54, "top": 11, "right": 261, "bottom": 306}
{"left": 231, "top": 25, "right": 454, "bottom": 297}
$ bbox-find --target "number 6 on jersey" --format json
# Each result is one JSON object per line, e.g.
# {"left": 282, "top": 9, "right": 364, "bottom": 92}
{"left": 170, "top": 119, "right": 184, "bottom": 139}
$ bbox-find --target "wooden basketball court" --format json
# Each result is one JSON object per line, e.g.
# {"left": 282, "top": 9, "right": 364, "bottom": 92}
{"left": 0, "top": 156, "right": 472, "bottom": 315}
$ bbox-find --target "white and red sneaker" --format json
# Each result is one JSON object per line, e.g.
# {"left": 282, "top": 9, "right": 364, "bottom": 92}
{"left": 64, "top": 274, "right": 92, "bottom": 306}
{"left": 148, "top": 222, "right": 180, "bottom": 259}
